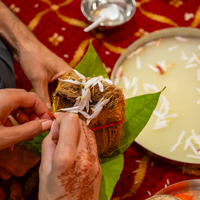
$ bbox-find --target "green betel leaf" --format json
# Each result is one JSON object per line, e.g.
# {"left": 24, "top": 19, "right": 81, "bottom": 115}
{"left": 99, "top": 154, "right": 124, "bottom": 200}
{"left": 120, "top": 88, "right": 165, "bottom": 153}
{"left": 75, "top": 42, "right": 109, "bottom": 79}
{"left": 20, "top": 131, "right": 49, "bottom": 156}
{"left": 97, "top": 90, "right": 163, "bottom": 199}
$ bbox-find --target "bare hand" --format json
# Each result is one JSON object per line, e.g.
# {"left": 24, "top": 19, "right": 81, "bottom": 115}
{"left": 39, "top": 113, "right": 102, "bottom": 200}
{"left": 0, "top": 89, "right": 52, "bottom": 150}
{"left": 17, "top": 41, "right": 72, "bottom": 107}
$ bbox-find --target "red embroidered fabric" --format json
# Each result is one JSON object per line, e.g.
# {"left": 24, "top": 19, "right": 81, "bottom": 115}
{"left": 1, "top": 0, "right": 200, "bottom": 199}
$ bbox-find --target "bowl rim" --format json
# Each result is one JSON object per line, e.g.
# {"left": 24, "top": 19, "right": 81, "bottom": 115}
{"left": 80, "top": 0, "right": 136, "bottom": 27}
{"left": 155, "top": 179, "right": 200, "bottom": 196}
{"left": 145, "top": 195, "right": 180, "bottom": 200}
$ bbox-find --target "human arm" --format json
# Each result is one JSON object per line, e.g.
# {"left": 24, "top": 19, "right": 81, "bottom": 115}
{"left": 0, "top": 89, "right": 52, "bottom": 150}
{"left": 0, "top": 1, "right": 71, "bottom": 107}
{"left": 39, "top": 113, "right": 102, "bottom": 200}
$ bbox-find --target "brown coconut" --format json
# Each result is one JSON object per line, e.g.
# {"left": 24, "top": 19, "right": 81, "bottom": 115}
{"left": 52, "top": 71, "right": 125, "bottom": 157}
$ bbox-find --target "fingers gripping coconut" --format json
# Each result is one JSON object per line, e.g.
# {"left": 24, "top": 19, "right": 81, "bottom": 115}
{"left": 52, "top": 70, "right": 125, "bottom": 157}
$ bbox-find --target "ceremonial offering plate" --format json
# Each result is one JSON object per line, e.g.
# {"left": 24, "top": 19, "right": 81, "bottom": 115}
{"left": 111, "top": 27, "right": 200, "bottom": 166}
{"left": 155, "top": 179, "right": 200, "bottom": 199}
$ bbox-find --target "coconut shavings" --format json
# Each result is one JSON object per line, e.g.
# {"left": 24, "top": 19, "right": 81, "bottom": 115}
{"left": 127, "top": 47, "right": 144, "bottom": 59}
{"left": 114, "top": 66, "right": 123, "bottom": 85}
{"left": 147, "top": 191, "right": 151, "bottom": 196}
{"left": 145, "top": 41, "right": 157, "bottom": 46}
{"left": 143, "top": 83, "right": 159, "bottom": 93}
{"left": 148, "top": 64, "right": 159, "bottom": 73}
{"left": 175, "top": 36, "right": 188, "bottom": 42}
{"left": 168, "top": 45, "right": 178, "bottom": 51}
{"left": 171, "top": 129, "right": 200, "bottom": 160}
{"left": 169, "top": 130, "right": 186, "bottom": 152}
{"left": 185, "top": 63, "right": 198, "bottom": 69}
{"left": 152, "top": 94, "right": 178, "bottom": 130}
{"left": 180, "top": 50, "right": 189, "bottom": 60}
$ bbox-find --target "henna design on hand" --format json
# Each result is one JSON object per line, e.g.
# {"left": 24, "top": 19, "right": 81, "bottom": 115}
{"left": 55, "top": 121, "right": 101, "bottom": 200}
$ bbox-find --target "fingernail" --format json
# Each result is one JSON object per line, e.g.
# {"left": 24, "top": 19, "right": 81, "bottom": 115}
{"left": 46, "top": 103, "right": 52, "bottom": 109}
{"left": 42, "top": 120, "right": 52, "bottom": 131}
{"left": 51, "top": 120, "right": 55, "bottom": 129}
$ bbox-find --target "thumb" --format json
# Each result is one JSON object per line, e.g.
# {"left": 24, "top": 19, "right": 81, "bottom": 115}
{"left": 40, "top": 121, "right": 56, "bottom": 179}
{"left": 34, "top": 81, "right": 51, "bottom": 108}
{"left": 0, "top": 119, "right": 52, "bottom": 150}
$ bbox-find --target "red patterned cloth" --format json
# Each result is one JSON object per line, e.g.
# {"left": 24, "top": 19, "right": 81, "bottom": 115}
{"left": 1, "top": 0, "right": 200, "bottom": 199}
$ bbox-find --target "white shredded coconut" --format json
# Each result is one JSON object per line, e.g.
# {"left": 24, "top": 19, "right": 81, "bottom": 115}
{"left": 197, "top": 99, "right": 200, "bottom": 105}
{"left": 167, "top": 179, "right": 170, "bottom": 185}
{"left": 145, "top": 41, "right": 157, "bottom": 46}
{"left": 168, "top": 45, "right": 178, "bottom": 51}
{"left": 132, "top": 170, "right": 137, "bottom": 173}
{"left": 143, "top": 83, "right": 159, "bottom": 93}
{"left": 132, "top": 83, "right": 138, "bottom": 96}
{"left": 127, "top": 47, "right": 144, "bottom": 58}
{"left": 157, "top": 60, "right": 166, "bottom": 71}
{"left": 175, "top": 36, "right": 188, "bottom": 42}
{"left": 192, "top": 53, "right": 200, "bottom": 64}
{"left": 180, "top": 50, "right": 189, "bottom": 60}
{"left": 152, "top": 94, "right": 178, "bottom": 130}
{"left": 189, "top": 143, "right": 199, "bottom": 155}
{"left": 123, "top": 76, "right": 131, "bottom": 90}
{"left": 185, "top": 63, "right": 198, "bottom": 69}
{"left": 114, "top": 66, "right": 123, "bottom": 85}
{"left": 169, "top": 130, "right": 186, "bottom": 152}
{"left": 148, "top": 64, "right": 159, "bottom": 72}
{"left": 147, "top": 191, "right": 151, "bottom": 196}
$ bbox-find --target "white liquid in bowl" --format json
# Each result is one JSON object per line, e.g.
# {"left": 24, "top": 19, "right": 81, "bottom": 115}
{"left": 114, "top": 36, "right": 200, "bottom": 164}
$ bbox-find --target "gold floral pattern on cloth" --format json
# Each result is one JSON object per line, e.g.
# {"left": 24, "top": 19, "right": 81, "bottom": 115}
{"left": 48, "top": 33, "right": 64, "bottom": 46}
{"left": 9, "top": 4, "right": 20, "bottom": 13}
{"left": 190, "top": 6, "right": 200, "bottom": 27}
{"left": 113, "top": 155, "right": 150, "bottom": 200}
{"left": 28, "top": 0, "right": 87, "bottom": 31}
{"left": 135, "top": 28, "right": 149, "bottom": 38}
{"left": 169, "top": 0, "right": 183, "bottom": 8}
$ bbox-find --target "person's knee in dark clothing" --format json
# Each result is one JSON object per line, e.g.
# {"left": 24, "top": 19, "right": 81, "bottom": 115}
{"left": 0, "top": 40, "right": 15, "bottom": 89}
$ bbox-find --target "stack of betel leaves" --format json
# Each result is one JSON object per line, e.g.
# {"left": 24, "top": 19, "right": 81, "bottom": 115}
{"left": 20, "top": 43, "right": 164, "bottom": 200}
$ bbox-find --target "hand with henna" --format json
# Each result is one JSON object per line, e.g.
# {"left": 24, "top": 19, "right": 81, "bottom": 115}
{"left": 39, "top": 113, "right": 102, "bottom": 200}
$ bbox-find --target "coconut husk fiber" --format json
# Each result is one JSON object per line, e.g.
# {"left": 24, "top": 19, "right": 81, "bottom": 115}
{"left": 52, "top": 71, "right": 125, "bottom": 157}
